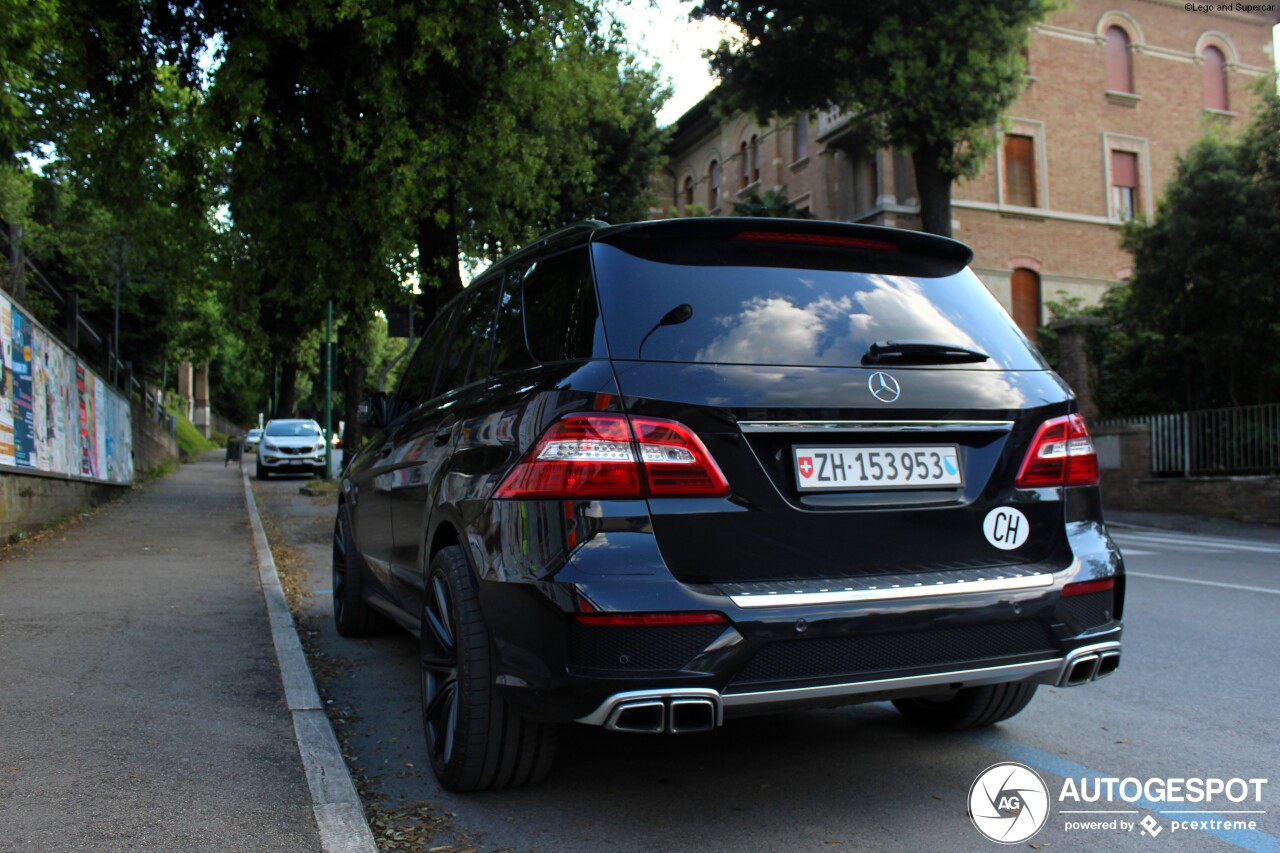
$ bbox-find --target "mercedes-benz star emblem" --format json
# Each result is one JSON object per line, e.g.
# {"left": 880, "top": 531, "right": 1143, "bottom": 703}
{"left": 868, "top": 372, "right": 901, "bottom": 403}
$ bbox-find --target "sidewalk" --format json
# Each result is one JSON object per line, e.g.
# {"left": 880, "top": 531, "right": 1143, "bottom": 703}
{"left": 0, "top": 453, "right": 320, "bottom": 851}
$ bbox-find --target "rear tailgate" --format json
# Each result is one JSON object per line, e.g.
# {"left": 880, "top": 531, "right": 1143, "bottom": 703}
{"left": 589, "top": 221, "right": 1076, "bottom": 585}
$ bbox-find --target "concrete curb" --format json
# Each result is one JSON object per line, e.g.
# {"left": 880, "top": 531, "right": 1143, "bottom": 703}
{"left": 242, "top": 472, "right": 379, "bottom": 853}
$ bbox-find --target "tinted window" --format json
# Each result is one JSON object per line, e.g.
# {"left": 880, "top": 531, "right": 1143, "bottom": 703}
{"left": 436, "top": 278, "right": 501, "bottom": 397}
{"left": 591, "top": 242, "right": 1043, "bottom": 370}
{"left": 395, "top": 302, "right": 457, "bottom": 413}
{"left": 522, "top": 248, "right": 606, "bottom": 362}
{"left": 489, "top": 270, "right": 536, "bottom": 376}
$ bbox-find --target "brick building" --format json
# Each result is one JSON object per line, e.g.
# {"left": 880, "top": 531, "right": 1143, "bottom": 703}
{"left": 656, "top": 0, "right": 1278, "bottom": 338}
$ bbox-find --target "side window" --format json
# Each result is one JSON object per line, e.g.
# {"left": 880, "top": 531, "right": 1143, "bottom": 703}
{"left": 394, "top": 303, "right": 457, "bottom": 417}
{"left": 522, "top": 248, "right": 605, "bottom": 363}
{"left": 489, "top": 269, "right": 537, "bottom": 376}
{"left": 435, "top": 277, "right": 501, "bottom": 398}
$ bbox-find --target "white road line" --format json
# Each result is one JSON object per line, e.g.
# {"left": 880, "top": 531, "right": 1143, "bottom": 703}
{"left": 1126, "top": 571, "right": 1280, "bottom": 596}
{"left": 1116, "top": 548, "right": 1158, "bottom": 556}
{"left": 1112, "top": 532, "right": 1280, "bottom": 555}
{"left": 243, "top": 473, "right": 378, "bottom": 853}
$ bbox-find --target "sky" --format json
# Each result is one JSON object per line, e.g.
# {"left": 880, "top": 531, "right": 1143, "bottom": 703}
{"left": 606, "top": 0, "right": 738, "bottom": 125}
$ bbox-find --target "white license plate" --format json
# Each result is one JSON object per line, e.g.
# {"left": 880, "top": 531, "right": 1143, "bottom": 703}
{"left": 793, "top": 445, "right": 962, "bottom": 490}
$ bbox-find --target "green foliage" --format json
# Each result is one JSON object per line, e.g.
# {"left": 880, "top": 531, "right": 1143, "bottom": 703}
{"left": 1117, "top": 90, "right": 1280, "bottom": 411}
{"left": 668, "top": 202, "right": 710, "bottom": 219}
{"left": 1040, "top": 84, "right": 1280, "bottom": 416}
{"left": 693, "top": 0, "right": 1053, "bottom": 234}
{"left": 729, "top": 186, "right": 813, "bottom": 218}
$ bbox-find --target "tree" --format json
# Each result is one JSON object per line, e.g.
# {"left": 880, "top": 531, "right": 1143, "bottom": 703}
{"left": 692, "top": 0, "right": 1053, "bottom": 236}
{"left": 1116, "top": 86, "right": 1280, "bottom": 410}
{"left": 730, "top": 186, "right": 812, "bottom": 218}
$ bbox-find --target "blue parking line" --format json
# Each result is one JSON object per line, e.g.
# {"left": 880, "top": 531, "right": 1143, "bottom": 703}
{"left": 965, "top": 730, "right": 1280, "bottom": 853}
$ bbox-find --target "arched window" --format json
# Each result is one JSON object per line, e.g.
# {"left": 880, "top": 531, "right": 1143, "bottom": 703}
{"left": 750, "top": 134, "right": 760, "bottom": 184}
{"left": 793, "top": 114, "right": 809, "bottom": 162}
{"left": 1202, "top": 45, "right": 1227, "bottom": 111}
{"left": 708, "top": 160, "right": 721, "bottom": 209}
{"left": 740, "top": 142, "right": 749, "bottom": 187}
{"left": 683, "top": 176, "right": 694, "bottom": 209}
{"left": 1010, "top": 268, "right": 1042, "bottom": 339}
{"left": 1105, "top": 26, "right": 1133, "bottom": 93}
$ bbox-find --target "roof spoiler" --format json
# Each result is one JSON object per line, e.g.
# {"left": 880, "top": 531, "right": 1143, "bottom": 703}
{"left": 593, "top": 218, "right": 974, "bottom": 275}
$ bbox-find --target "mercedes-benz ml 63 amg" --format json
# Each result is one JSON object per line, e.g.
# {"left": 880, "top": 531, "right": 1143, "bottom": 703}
{"left": 333, "top": 218, "right": 1124, "bottom": 792}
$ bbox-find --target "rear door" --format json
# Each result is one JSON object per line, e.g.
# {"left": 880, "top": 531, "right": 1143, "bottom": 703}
{"left": 590, "top": 222, "right": 1073, "bottom": 586}
{"left": 388, "top": 276, "right": 501, "bottom": 609}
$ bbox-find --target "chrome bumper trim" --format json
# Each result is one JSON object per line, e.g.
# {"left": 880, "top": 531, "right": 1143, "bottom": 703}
{"left": 728, "top": 572, "right": 1054, "bottom": 608}
{"left": 721, "top": 659, "right": 1063, "bottom": 710}
{"left": 737, "top": 420, "right": 1014, "bottom": 433}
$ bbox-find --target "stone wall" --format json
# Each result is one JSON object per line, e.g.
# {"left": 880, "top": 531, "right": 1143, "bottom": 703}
{"left": 132, "top": 399, "right": 179, "bottom": 475}
{"left": 0, "top": 474, "right": 124, "bottom": 542}
{"left": 1095, "top": 423, "right": 1279, "bottom": 525}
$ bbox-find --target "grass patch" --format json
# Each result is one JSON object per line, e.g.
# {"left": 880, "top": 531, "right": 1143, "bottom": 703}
{"left": 138, "top": 459, "right": 177, "bottom": 482}
{"left": 172, "top": 411, "right": 218, "bottom": 461}
{"left": 304, "top": 478, "right": 340, "bottom": 492}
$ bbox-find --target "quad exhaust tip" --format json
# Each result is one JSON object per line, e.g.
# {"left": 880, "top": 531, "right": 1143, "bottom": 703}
{"left": 1058, "top": 644, "right": 1121, "bottom": 687}
{"left": 604, "top": 695, "right": 719, "bottom": 734}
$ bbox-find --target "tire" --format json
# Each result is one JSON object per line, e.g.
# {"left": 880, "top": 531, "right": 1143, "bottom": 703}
{"left": 420, "top": 544, "right": 558, "bottom": 791}
{"left": 256, "top": 460, "right": 269, "bottom": 480}
{"left": 331, "top": 506, "right": 392, "bottom": 637}
{"left": 892, "top": 681, "right": 1038, "bottom": 731}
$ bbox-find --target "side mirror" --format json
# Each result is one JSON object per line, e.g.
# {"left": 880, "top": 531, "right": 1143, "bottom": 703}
{"left": 357, "top": 392, "right": 388, "bottom": 429}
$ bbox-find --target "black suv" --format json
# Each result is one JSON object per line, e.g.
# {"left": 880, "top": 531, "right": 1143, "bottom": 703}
{"left": 334, "top": 218, "right": 1124, "bottom": 792}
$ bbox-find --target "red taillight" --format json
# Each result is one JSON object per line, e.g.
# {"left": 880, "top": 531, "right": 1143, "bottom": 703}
{"left": 734, "top": 231, "right": 899, "bottom": 252}
{"left": 1062, "top": 577, "right": 1116, "bottom": 597}
{"left": 493, "top": 414, "right": 729, "bottom": 499}
{"left": 574, "top": 611, "right": 728, "bottom": 627}
{"left": 1015, "top": 414, "right": 1099, "bottom": 488}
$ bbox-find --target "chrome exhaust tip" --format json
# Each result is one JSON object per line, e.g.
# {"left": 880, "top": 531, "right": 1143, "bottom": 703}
{"left": 668, "top": 698, "right": 716, "bottom": 734}
{"left": 1096, "top": 650, "right": 1121, "bottom": 679}
{"left": 605, "top": 700, "right": 665, "bottom": 734}
{"left": 1066, "top": 655, "right": 1100, "bottom": 685}
{"left": 1057, "top": 642, "right": 1121, "bottom": 687}
{"left": 585, "top": 689, "right": 724, "bottom": 733}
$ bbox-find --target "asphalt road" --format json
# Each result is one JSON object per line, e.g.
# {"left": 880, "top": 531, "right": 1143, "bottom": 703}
{"left": 253, "top": 474, "right": 1280, "bottom": 853}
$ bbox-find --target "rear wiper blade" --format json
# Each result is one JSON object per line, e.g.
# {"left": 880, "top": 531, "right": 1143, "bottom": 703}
{"left": 863, "top": 340, "right": 990, "bottom": 365}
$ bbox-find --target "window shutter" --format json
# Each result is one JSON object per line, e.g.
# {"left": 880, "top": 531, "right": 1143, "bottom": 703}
{"left": 1004, "top": 135, "right": 1037, "bottom": 207}
{"left": 1105, "top": 27, "right": 1133, "bottom": 93}
{"left": 1111, "top": 151, "right": 1137, "bottom": 188}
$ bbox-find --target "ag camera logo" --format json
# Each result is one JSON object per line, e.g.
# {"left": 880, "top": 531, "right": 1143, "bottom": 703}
{"left": 969, "top": 762, "right": 1051, "bottom": 844}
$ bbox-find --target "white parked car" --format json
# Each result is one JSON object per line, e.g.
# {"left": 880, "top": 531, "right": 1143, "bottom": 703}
{"left": 243, "top": 428, "right": 264, "bottom": 453}
{"left": 256, "top": 419, "right": 326, "bottom": 479}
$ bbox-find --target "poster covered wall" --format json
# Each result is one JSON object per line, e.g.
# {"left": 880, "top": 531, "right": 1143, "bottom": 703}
{"left": 0, "top": 290, "right": 132, "bottom": 485}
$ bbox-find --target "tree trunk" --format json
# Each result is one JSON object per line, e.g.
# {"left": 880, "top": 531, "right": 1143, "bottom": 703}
{"left": 342, "top": 341, "right": 367, "bottom": 452}
{"left": 277, "top": 358, "right": 298, "bottom": 417}
{"left": 911, "top": 145, "right": 955, "bottom": 238}
{"left": 416, "top": 192, "right": 464, "bottom": 325}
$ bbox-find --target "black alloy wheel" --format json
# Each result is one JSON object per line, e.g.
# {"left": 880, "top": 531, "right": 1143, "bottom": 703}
{"left": 421, "top": 561, "right": 460, "bottom": 770}
{"left": 420, "top": 545, "right": 558, "bottom": 791}
{"left": 331, "top": 506, "right": 389, "bottom": 637}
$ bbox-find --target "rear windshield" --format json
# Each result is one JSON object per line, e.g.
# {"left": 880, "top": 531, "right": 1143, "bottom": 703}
{"left": 590, "top": 243, "right": 1044, "bottom": 370}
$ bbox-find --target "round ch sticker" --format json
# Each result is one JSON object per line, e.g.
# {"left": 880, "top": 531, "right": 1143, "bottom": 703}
{"left": 983, "top": 507, "right": 1030, "bottom": 550}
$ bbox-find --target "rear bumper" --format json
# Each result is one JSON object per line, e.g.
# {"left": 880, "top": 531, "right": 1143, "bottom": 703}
{"left": 476, "top": 495, "right": 1125, "bottom": 728}
{"left": 576, "top": 638, "right": 1122, "bottom": 732}
{"left": 484, "top": 562, "right": 1124, "bottom": 726}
